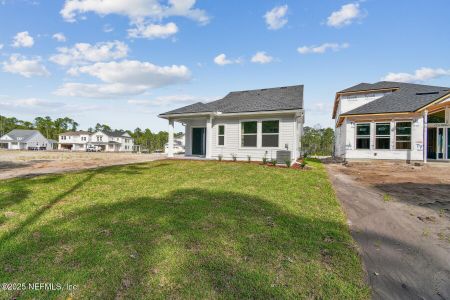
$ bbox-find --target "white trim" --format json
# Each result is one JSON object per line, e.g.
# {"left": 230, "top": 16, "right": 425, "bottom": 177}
{"left": 355, "top": 123, "right": 371, "bottom": 150}
{"left": 217, "top": 124, "right": 225, "bottom": 147}
{"left": 239, "top": 120, "right": 258, "bottom": 149}
{"left": 159, "top": 109, "right": 302, "bottom": 119}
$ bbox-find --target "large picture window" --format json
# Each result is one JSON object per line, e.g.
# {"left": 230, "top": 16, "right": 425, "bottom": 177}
{"left": 241, "top": 121, "right": 257, "bottom": 147}
{"left": 356, "top": 123, "right": 371, "bottom": 149}
{"left": 218, "top": 125, "right": 225, "bottom": 146}
{"left": 396, "top": 122, "right": 411, "bottom": 150}
{"left": 375, "top": 123, "right": 390, "bottom": 149}
{"left": 262, "top": 120, "right": 279, "bottom": 147}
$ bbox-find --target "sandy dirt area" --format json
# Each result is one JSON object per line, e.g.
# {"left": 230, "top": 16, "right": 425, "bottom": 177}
{"left": 0, "top": 150, "right": 166, "bottom": 180}
{"left": 326, "top": 160, "right": 450, "bottom": 300}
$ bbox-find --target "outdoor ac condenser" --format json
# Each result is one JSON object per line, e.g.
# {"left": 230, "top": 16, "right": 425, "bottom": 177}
{"left": 276, "top": 150, "right": 291, "bottom": 164}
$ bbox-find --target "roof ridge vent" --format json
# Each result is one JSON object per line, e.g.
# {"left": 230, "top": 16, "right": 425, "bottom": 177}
{"left": 416, "top": 91, "right": 439, "bottom": 95}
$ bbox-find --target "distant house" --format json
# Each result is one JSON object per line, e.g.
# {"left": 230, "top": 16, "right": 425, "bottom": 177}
{"left": 159, "top": 85, "right": 304, "bottom": 162}
{"left": 333, "top": 81, "right": 450, "bottom": 162}
{"left": 0, "top": 129, "right": 54, "bottom": 150}
{"left": 164, "top": 134, "right": 185, "bottom": 154}
{"left": 58, "top": 130, "right": 136, "bottom": 152}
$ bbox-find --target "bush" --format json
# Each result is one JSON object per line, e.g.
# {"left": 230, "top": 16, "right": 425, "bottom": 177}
{"left": 218, "top": 154, "right": 223, "bottom": 161}
{"left": 270, "top": 159, "right": 277, "bottom": 166}
{"left": 247, "top": 155, "right": 251, "bottom": 162}
{"left": 300, "top": 160, "right": 307, "bottom": 169}
{"left": 262, "top": 156, "right": 268, "bottom": 164}
{"left": 285, "top": 160, "right": 291, "bottom": 168}
{"left": 231, "top": 153, "right": 237, "bottom": 161}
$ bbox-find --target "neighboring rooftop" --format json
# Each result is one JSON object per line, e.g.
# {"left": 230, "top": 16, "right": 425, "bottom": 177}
{"left": 0, "top": 129, "right": 41, "bottom": 142}
{"left": 103, "top": 130, "right": 129, "bottom": 137}
{"left": 60, "top": 131, "right": 91, "bottom": 136}
{"left": 159, "top": 85, "right": 304, "bottom": 116}
{"left": 337, "top": 81, "right": 450, "bottom": 117}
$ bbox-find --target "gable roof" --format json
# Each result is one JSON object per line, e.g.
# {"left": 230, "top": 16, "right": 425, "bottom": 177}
{"left": 0, "top": 129, "right": 41, "bottom": 142}
{"left": 336, "top": 81, "right": 450, "bottom": 118}
{"left": 60, "top": 131, "right": 91, "bottom": 136}
{"left": 103, "top": 130, "right": 130, "bottom": 138}
{"left": 159, "top": 85, "right": 304, "bottom": 117}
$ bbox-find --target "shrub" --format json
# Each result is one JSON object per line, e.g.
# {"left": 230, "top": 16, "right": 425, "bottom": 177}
{"left": 270, "top": 159, "right": 277, "bottom": 166}
{"left": 300, "top": 161, "right": 307, "bottom": 169}
{"left": 262, "top": 155, "right": 268, "bottom": 164}
{"left": 247, "top": 155, "right": 251, "bottom": 162}
{"left": 285, "top": 159, "right": 291, "bottom": 168}
{"left": 218, "top": 154, "right": 223, "bottom": 161}
{"left": 231, "top": 153, "right": 237, "bottom": 161}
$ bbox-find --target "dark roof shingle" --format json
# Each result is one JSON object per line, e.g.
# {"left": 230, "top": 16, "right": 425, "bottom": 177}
{"left": 159, "top": 85, "right": 303, "bottom": 116}
{"left": 341, "top": 81, "right": 450, "bottom": 116}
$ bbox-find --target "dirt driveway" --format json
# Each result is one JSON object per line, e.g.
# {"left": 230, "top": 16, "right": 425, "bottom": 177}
{"left": 0, "top": 150, "right": 165, "bottom": 180}
{"left": 326, "top": 161, "right": 450, "bottom": 300}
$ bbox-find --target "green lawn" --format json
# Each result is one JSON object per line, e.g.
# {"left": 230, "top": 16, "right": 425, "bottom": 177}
{"left": 0, "top": 160, "right": 369, "bottom": 299}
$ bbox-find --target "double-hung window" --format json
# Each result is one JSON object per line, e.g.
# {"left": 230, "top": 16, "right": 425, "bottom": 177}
{"left": 241, "top": 121, "right": 257, "bottom": 147}
{"left": 356, "top": 123, "right": 371, "bottom": 149}
{"left": 395, "top": 122, "right": 411, "bottom": 150}
{"left": 218, "top": 125, "right": 225, "bottom": 146}
{"left": 375, "top": 123, "right": 390, "bottom": 149}
{"left": 261, "top": 120, "right": 279, "bottom": 147}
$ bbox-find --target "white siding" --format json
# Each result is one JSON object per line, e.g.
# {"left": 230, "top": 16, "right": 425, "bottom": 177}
{"left": 183, "top": 113, "right": 300, "bottom": 161}
{"left": 337, "top": 116, "right": 424, "bottom": 161}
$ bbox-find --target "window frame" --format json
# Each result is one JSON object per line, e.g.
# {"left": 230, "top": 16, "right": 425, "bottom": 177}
{"left": 261, "top": 120, "right": 280, "bottom": 148}
{"left": 395, "top": 121, "right": 412, "bottom": 150}
{"left": 240, "top": 120, "right": 258, "bottom": 148}
{"left": 217, "top": 124, "right": 225, "bottom": 146}
{"left": 355, "top": 123, "right": 371, "bottom": 150}
{"left": 375, "top": 122, "right": 391, "bottom": 150}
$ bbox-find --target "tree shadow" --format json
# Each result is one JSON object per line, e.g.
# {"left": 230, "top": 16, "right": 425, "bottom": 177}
{"left": 0, "top": 188, "right": 369, "bottom": 299}
{"left": 374, "top": 182, "right": 450, "bottom": 214}
{"left": 0, "top": 161, "right": 30, "bottom": 170}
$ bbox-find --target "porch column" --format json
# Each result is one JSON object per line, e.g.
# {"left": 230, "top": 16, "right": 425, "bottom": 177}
{"left": 423, "top": 110, "right": 428, "bottom": 163}
{"left": 206, "top": 115, "right": 212, "bottom": 159}
{"left": 168, "top": 119, "right": 174, "bottom": 158}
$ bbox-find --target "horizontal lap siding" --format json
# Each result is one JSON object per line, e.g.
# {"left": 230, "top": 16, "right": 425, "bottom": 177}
{"left": 211, "top": 115, "right": 296, "bottom": 161}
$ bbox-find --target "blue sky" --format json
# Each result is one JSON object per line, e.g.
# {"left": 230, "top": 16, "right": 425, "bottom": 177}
{"left": 1, "top": 0, "right": 449, "bottom": 132}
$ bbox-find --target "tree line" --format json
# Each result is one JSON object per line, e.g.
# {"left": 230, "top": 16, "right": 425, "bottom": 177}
{"left": 0, "top": 115, "right": 177, "bottom": 152}
{"left": 301, "top": 126, "right": 334, "bottom": 156}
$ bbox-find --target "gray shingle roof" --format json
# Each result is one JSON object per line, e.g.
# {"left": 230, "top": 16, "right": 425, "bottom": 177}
{"left": 341, "top": 81, "right": 450, "bottom": 116}
{"left": 1, "top": 129, "right": 41, "bottom": 142}
{"left": 159, "top": 85, "right": 304, "bottom": 116}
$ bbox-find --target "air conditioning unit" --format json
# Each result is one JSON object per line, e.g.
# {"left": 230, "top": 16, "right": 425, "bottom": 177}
{"left": 276, "top": 150, "right": 291, "bottom": 164}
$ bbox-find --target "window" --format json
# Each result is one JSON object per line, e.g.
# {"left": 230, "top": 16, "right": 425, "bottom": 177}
{"left": 241, "top": 121, "right": 257, "bottom": 147}
{"left": 218, "top": 125, "right": 225, "bottom": 146}
{"left": 96, "top": 135, "right": 102, "bottom": 142}
{"left": 356, "top": 123, "right": 370, "bottom": 149}
{"left": 375, "top": 123, "right": 390, "bottom": 149}
{"left": 81, "top": 136, "right": 87, "bottom": 141}
{"left": 428, "top": 110, "right": 445, "bottom": 123}
{"left": 262, "top": 120, "right": 279, "bottom": 147}
{"left": 396, "top": 122, "right": 411, "bottom": 150}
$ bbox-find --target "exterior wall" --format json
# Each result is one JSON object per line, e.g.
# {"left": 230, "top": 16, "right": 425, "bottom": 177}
{"left": 183, "top": 113, "right": 301, "bottom": 161}
{"left": 337, "top": 116, "right": 424, "bottom": 161}
{"left": 25, "top": 132, "right": 53, "bottom": 150}
{"left": 58, "top": 131, "right": 134, "bottom": 152}
{"left": 336, "top": 92, "right": 392, "bottom": 117}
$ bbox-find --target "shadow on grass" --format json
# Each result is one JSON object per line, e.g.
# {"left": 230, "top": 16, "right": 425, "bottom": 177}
{"left": 0, "top": 187, "right": 368, "bottom": 299}
{"left": 0, "top": 161, "right": 30, "bottom": 170}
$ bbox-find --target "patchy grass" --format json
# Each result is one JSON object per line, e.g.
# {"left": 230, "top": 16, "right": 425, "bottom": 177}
{"left": 0, "top": 160, "right": 369, "bottom": 299}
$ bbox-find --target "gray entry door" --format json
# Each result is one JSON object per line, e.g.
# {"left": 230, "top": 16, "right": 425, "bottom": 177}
{"left": 192, "top": 128, "right": 206, "bottom": 155}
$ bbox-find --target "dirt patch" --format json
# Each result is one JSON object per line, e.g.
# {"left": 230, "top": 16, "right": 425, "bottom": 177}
{"left": 0, "top": 150, "right": 165, "bottom": 180}
{"left": 326, "top": 161, "right": 450, "bottom": 299}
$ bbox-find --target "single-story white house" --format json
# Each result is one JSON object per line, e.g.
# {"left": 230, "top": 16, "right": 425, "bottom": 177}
{"left": 164, "top": 134, "right": 185, "bottom": 154}
{"left": 159, "top": 85, "right": 305, "bottom": 162}
{"left": 333, "top": 81, "right": 450, "bottom": 162}
{"left": 59, "top": 130, "right": 136, "bottom": 152}
{"left": 0, "top": 129, "right": 54, "bottom": 150}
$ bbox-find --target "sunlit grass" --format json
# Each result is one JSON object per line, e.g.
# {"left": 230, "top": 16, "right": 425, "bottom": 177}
{"left": 0, "top": 160, "right": 369, "bottom": 299}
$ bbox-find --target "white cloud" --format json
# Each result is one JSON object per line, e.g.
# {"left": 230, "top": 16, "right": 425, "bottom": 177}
{"left": 327, "top": 3, "right": 364, "bottom": 28}
{"left": 128, "top": 94, "right": 213, "bottom": 106}
{"left": 213, "top": 53, "right": 241, "bottom": 66}
{"left": 103, "top": 24, "right": 114, "bottom": 33}
{"left": 0, "top": 96, "right": 98, "bottom": 113}
{"left": 12, "top": 31, "right": 34, "bottom": 48}
{"left": 60, "top": 0, "right": 209, "bottom": 24}
{"left": 52, "top": 33, "right": 67, "bottom": 42}
{"left": 251, "top": 51, "right": 273, "bottom": 64}
{"left": 49, "top": 40, "right": 129, "bottom": 66}
{"left": 128, "top": 22, "right": 178, "bottom": 39}
{"left": 264, "top": 5, "right": 288, "bottom": 30}
{"left": 54, "top": 60, "right": 191, "bottom": 98}
{"left": 2, "top": 54, "right": 50, "bottom": 77}
{"left": 0, "top": 44, "right": 4, "bottom": 50}
{"left": 297, "top": 43, "right": 349, "bottom": 54}
{"left": 382, "top": 67, "right": 450, "bottom": 83}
